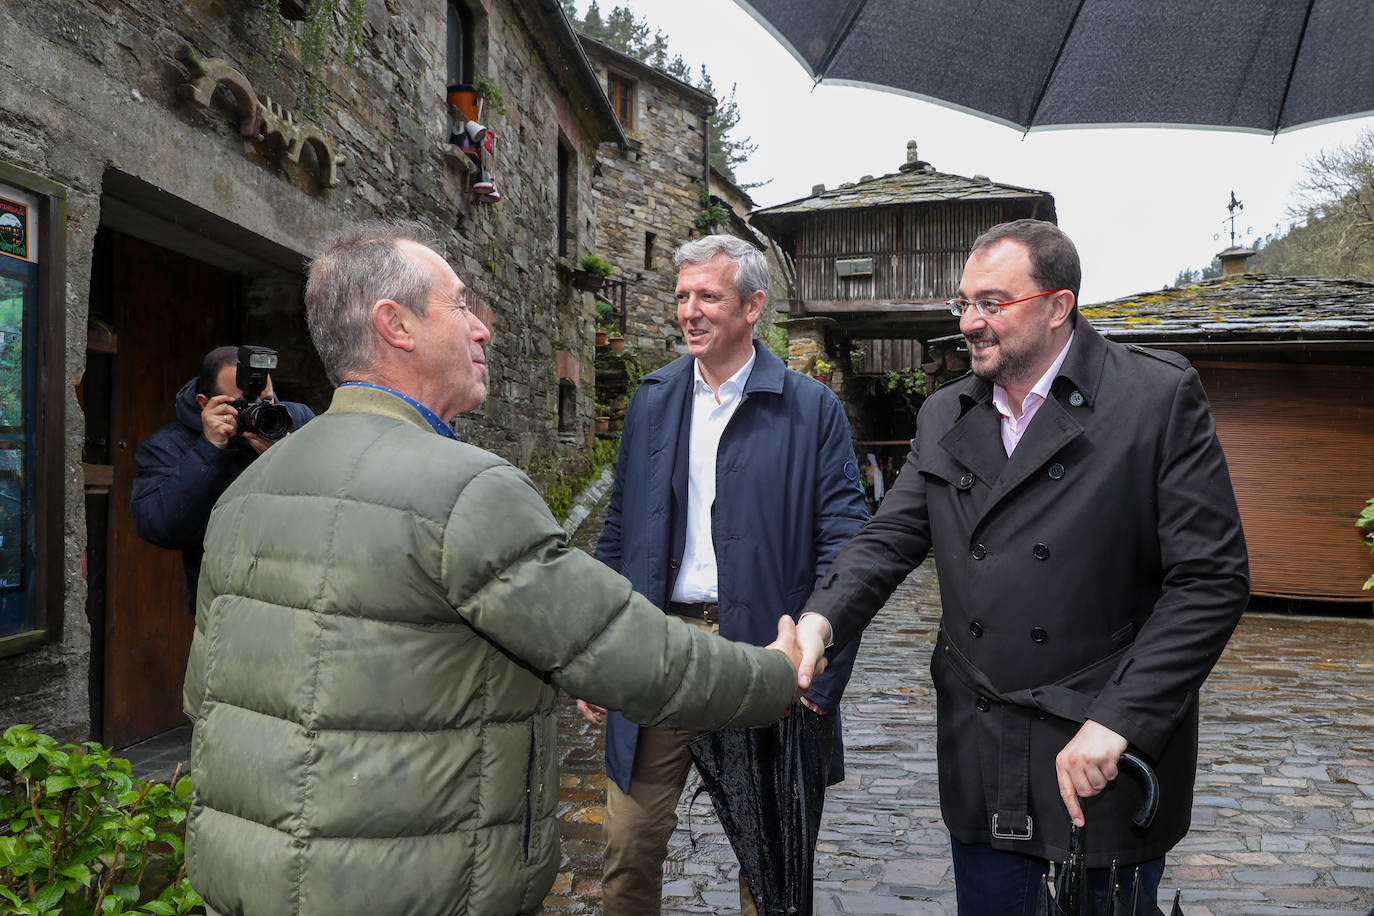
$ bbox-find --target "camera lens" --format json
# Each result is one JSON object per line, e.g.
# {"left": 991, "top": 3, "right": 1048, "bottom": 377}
{"left": 237, "top": 401, "right": 293, "bottom": 440}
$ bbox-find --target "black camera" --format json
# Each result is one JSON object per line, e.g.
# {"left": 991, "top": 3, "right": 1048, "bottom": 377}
{"left": 231, "top": 345, "right": 292, "bottom": 441}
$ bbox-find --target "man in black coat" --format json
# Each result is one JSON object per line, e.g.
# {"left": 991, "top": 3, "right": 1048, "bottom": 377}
{"left": 131, "top": 345, "right": 314, "bottom": 609}
{"left": 795, "top": 220, "right": 1249, "bottom": 914}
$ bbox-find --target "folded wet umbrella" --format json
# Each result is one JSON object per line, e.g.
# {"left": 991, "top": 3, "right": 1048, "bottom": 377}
{"left": 1050, "top": 751, "right": 1186, "bottom": 915}
{"left": 688, "top": 702, "right": 834, "bottom": 915}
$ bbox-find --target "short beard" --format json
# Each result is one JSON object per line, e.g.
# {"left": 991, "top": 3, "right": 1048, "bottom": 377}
{"left": 966, "top": 330, "right": 1041, "bottom": 389}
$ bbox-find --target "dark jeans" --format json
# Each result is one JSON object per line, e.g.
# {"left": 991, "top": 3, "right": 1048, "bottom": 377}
{"left": 950, "top": 835, "right": 1165, "bottom": 915}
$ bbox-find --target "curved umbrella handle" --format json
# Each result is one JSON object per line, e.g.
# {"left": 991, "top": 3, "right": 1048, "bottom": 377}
{"left": 1118, "top": 749, "right": 1159, "bottom": 829}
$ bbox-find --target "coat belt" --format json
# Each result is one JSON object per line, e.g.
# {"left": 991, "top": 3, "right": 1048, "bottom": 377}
{"left": 936, "top": 629, "right": 1130, "bottom": 843}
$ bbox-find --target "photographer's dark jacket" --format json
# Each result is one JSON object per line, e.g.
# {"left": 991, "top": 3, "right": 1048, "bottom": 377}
{"left": 801, "top": 318, "right": 1249, "bottom": 867}
{"left": 131, "top": 377, "right": 314, "bottom": 604}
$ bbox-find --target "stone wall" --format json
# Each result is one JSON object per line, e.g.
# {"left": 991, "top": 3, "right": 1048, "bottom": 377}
{"left": 0, "top": 0, "right": 614, "bottom": 740}
{"left": 581, "top": 41, "right": 711, "bottom": 364}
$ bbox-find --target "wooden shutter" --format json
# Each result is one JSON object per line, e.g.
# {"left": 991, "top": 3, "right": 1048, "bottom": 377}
{"left": 1196, "top": 362, "right": 1374, "bottom": 602}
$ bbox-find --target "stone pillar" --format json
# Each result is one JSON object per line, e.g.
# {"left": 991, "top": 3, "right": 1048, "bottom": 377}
{"left": 779, "top": 317, "right": 837, "bottom": 375}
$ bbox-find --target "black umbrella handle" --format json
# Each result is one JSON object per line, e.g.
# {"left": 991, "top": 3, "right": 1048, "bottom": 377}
{"left": 1118, "top": 750, "right": 1159, "bottom": 829}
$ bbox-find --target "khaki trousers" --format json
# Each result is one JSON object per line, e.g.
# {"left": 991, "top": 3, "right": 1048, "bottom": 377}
{"left": 601, "top": 617, "right": 758, "bottom": 916}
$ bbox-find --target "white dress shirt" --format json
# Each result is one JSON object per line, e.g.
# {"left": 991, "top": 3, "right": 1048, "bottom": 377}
{"left": 670, "top": 351, "right": 757, "bottom": 602}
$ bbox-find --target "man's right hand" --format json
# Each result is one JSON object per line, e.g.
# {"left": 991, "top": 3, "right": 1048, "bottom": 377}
{"left": 795, "top": 613, "right": 831, "bottom": 691}
{"left": 765, "top": 615, "right": 802, "bottom": 674}
{"left": 575, "top": 699, "right": 606, "bottom": 725}
{"left": 200, "top": 394, "right": 240, "bottom": 448}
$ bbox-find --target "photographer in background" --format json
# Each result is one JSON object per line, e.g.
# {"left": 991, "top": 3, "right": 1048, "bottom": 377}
{"left": 132, "top": 345, "right": 314, "bottom": 610}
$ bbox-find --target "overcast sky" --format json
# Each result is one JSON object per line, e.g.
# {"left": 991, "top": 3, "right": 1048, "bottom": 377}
{"left": 574, "top": 0, "right": 1374, "bottom": 304}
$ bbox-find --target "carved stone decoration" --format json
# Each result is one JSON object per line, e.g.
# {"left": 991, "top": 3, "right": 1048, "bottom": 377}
{"left": 176, "top": 44, "right": 343, "bottom": 189}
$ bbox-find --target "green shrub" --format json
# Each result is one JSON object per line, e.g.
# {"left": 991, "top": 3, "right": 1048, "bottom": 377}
{"left": 579, "top": 254, "right": 614, "bottom": 278}
{"left": 0, "top": 725, "right": 201, "bottom": 915}
{"left": 543, "top": 437, "right": 620, "bottom": 524}
{"left": 594, "top": 299, "right": 615, "bottom": 331}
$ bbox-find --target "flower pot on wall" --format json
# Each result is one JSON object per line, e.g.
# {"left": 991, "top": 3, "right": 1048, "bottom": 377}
{"left": 595, "top": 330, "right": 608, "bottom": 347}
{"left": 572, "top": 270, "right": 604, "bottom": 293}
{"left": 447, "top": 83, "right": 480, "bottom": 122}
{"left": 595, "top": 416, "right": 611, "bottom": 435}
{"left": 608, "top": 336, "right": 626, "bottom": 353}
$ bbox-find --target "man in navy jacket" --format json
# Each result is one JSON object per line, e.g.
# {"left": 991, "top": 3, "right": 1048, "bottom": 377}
{"left": 578, "top": 235, "right": 868, "bottom": 913}
{"left": 131, "top": 346, "right": 314, "bottom": 609}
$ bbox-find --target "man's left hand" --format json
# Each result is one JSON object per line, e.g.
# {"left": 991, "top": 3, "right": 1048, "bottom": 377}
{"left": 1055, "top": 719, "right": 1129, "bottom": 827}
{"left": 799, "top": 697, "right": 827, "bottom": 715}
{"left": 242, "top": 432, "right": 276, "bottom": 455}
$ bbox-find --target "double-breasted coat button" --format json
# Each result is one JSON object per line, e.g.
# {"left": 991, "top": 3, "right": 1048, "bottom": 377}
{"left": 958, "top": 472, "right": 974, "bottom": 489}
{"left": 1069, "top": 391, "right": 1084, "bottom": 406}
{"left": 971, "top": 544, "right": 987, "bottom": 560}
{"left": 669, "top": 559, "right": 680, "bottom": 569}
{"left": 975, "top": 695, "right": 991, "bottom": 712}
{"left": 1048, "top": 463, "right": 1065, "bottom": 479}
{"left": 969, "top": 620, "right": 984, "bottom": 638}
{"left": 1030, "top": 626, "right": 1049, "bottom": 644}
{"left": 1033, "top": 543, "right": 1050, "bottom": 560}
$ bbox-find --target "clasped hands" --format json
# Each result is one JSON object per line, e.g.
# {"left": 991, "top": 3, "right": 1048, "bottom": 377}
{"left": 574, "top": 614, "right": 834, "bottom": 726}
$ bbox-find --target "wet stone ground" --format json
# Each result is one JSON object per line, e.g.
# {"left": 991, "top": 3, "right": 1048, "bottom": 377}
{"left": 122, "top": 492, "right": 1374, "bottom": 914}
{"left": 548, "top": 496, "right": 1374, "bottom": 915}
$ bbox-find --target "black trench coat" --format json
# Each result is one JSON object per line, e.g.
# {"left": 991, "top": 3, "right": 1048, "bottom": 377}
{"left": 802, "top": 317, "right": 1249, "bottom": 867}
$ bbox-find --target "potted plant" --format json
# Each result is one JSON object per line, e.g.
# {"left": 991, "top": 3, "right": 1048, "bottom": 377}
{"left": 813, "top": 358, "right": 834, "bottom": 383}
{"left": 594, "top": 299, "right": 615, "bottom": 347}
{"left": 574, "top": 253, "right": 614, "bottom": 292}
{"left": 608, "top": 334, "right": 627, "bottom": 354}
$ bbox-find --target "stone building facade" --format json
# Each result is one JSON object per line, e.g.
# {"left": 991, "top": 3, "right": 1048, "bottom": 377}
{"left": 577, "top": 34, "right": 713, "bottom": 364}
{"left": 0, "top": 0, "right": 625, "bottom": 746}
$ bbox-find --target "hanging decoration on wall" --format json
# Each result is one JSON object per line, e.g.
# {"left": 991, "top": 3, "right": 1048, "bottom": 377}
{"left": 176, "top": 45, "right": 343, "bottom": 190}
{"left": 447, "top": 84, "right": 501, "bottom": 205}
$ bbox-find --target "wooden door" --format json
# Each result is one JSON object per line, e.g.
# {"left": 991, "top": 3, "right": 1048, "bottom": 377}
{"left": 100, "top": 233, "right": 239, "bottom": 747}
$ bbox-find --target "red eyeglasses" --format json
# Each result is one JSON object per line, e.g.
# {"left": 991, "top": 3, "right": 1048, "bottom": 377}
{"left": 946, "top": 288, "right": 1072, "bottom": 318}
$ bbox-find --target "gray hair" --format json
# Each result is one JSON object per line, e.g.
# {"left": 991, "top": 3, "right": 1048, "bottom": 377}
{"left": 970, "top": 219, "right": 1081, "bottom": 306}
{"left": 673, "top": 234, "right": 769, "bottom": 303}
{"left": 305, "top": 220, "right": 438, "bottom": 385}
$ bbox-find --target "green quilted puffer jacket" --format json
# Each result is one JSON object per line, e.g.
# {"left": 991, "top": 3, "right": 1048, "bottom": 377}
{"left": 182, "top": 385, "right": 796, "bottom": 916}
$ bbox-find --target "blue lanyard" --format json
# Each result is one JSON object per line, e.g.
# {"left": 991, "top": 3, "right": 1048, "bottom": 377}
{"left": 339, "top": 382, "right": 458, "bottom": 440}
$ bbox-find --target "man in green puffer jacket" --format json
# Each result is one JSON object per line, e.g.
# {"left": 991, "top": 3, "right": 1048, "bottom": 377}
{"left": 181, "top": 222, "right": 803, "bottom": 916}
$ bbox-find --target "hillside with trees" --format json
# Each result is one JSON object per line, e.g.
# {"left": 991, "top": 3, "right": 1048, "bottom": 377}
{"left": 1168, "top": 129, "right": 1374, "bottom": 287}
{"left": 1250, "top": 129, "right": 1374, "bottom": 282}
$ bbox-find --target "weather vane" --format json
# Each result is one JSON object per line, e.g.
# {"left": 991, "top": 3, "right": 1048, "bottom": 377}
{"left": 1226, "top": 191, "right": 1244, "bottom": 247}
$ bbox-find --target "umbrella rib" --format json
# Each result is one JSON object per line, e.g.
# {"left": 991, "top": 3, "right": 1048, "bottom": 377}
{"left": 1272, "top": 0, "right": 1316, "bottom": 136}
{"left": 814, "top": 0, "right": 873, "bottom": 81}
{"left": 1023, "top": 0, "right": 1089, "bottom": 132}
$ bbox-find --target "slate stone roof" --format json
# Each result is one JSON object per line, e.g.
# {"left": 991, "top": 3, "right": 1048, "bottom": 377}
{"left": 752, "top": 162, "right": 1054, "bottom": 227}
{"left": 1079, "top": 274, "right": 1374, "bottom": 343}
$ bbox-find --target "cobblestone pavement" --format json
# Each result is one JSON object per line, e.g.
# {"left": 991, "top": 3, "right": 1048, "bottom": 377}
{"left": 549, "top": 520, "right": 1374, "bottom": 914}
{"left": 124, "top": 496, "right": 1374, "bottom": 915}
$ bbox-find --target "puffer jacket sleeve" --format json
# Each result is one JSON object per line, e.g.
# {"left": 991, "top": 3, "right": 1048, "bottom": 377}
{"left": 443, "top": 463, "right": 797, "bottom": 730}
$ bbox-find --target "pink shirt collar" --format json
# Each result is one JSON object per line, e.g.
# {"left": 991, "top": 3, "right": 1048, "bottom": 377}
{"left": 992, "top": 331, "right": 1074, "bottom": 456}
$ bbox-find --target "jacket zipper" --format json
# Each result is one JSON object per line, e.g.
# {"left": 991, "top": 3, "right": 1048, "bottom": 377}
{"left": 522, "top": 721, "right": 535, "bottom": 861}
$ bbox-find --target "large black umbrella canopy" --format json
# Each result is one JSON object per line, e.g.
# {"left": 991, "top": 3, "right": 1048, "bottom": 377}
{"left": 732, "top": 0, "right": 1374, "bottom": 134}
